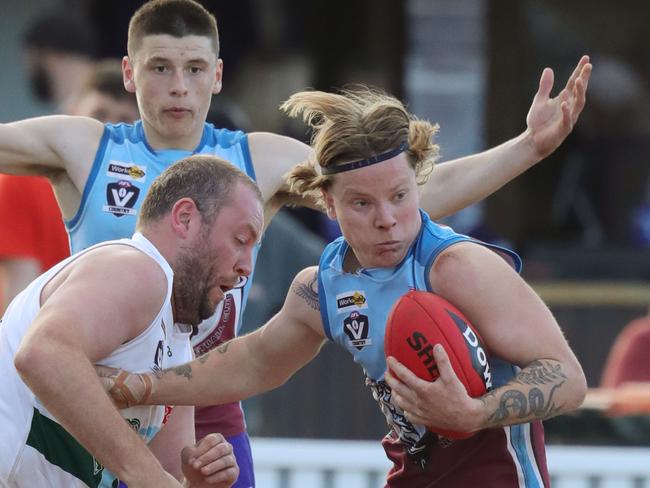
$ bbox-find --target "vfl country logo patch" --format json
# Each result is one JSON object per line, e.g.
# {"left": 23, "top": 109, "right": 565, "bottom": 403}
{"left": 336, "top": 290, "right": 368, "bottom": 313}
{"left": 343, "top": 310, "right": 372, "bottom": 350}
{"left": 106, "top": 161, "right": 147, "bottom": 182}
{"left": 103, "top": 180, "right": 140, "bottom": 217}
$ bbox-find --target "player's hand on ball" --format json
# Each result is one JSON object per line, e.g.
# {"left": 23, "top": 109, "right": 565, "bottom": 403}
{"left": 181, "top": 433, "right": 239, "bottom": 487}
{"left": 96, "top": 365, "right": 152, "bottom": 408}
{"left": 385, "top": 345, "right": 483, "bottom": 436}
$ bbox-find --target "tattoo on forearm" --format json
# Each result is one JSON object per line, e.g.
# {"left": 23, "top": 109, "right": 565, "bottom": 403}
{"left": 216, "top": 342, "right": 230, "bottom": 354}
{"left": 291, "top": 271, "right": 320, "bottom": 311}
{"left": 483, "top": 360, "right": 566, "bottom": 426}
{"left": 173, "top": 364, "right": 192, "bottom": 380}
{"left": 198, "top": 352, "right": 211, "bottom": 363}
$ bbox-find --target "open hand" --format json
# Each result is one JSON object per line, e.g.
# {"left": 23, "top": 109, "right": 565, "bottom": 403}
{"left": 525, "top": 55, "right": 591, "bottom": 159}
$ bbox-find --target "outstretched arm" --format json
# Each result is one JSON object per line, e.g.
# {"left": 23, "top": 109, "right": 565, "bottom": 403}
{"left": 386, "top": 242, "right": 586, "bottom": 433}
{"left": 100, "top": 267, "right": 327, "bottom": 407}
{"left": 421, "top": 55, "right": 591, "bottom": 220}
{"left": 0, "top": 115, "right": 102, "bottom": 178}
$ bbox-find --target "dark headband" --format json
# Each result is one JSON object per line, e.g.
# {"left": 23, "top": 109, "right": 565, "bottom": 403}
{"left": 320, "top": 142, "right": 409, "bottom": 175}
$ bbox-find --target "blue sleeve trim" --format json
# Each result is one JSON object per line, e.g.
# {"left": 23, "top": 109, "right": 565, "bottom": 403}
{"left": 481, "top": 241, "right": 523, "bottom": 273}
{"left": 317, "top": 265, "right": 333, "bottom": 342}
{"left": 65, "top": 126, "right": 110, "bottom": 231}
{"left": 240, "top": 133, "right": 256, "bottom": 182}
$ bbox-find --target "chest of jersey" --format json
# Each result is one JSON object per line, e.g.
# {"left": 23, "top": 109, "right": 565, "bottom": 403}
{"left": 67, "top": 122, "right": 252, "bottom": 254}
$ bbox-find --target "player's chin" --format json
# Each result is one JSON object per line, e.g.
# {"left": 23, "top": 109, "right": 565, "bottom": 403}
{"left": 197, "top": 296, "right": 221, "bottom": 322}
{"left": 373, "top": 250, "right": 406, "bottom": 268}
{"left": 160, "top": 117, "right": 196, "bottom": 136}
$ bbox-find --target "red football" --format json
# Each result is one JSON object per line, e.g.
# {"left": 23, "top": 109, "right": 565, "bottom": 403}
{"left": 385, "top": 290, "right": 492, "bottom": 439}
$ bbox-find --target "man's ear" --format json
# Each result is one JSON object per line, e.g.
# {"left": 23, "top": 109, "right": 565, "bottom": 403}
{"left": 321, "top": 189, "right": 336, "bottom": 220}
{"left": 123, "top": 56, "right": 136, "bottom": 93}
{"left": 212, "top": 58, "right": 224, "bottom": 95}
{"left": 170, "top": 198, "right": 200, "bottom": 237}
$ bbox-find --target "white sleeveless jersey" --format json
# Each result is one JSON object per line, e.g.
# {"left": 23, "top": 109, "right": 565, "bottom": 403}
{"left": 0, "top": 233, "right": 193, "bottom": 488}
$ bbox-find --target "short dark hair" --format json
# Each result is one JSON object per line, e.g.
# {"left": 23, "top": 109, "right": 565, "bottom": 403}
{"left": 128, "top": 0, "right": 219, "bottom": 58}
{"left": 137, "top": 155, "right": 261, "bottom": 227}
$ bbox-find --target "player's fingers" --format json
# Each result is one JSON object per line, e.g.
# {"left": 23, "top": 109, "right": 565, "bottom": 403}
{"left": 199, "top": 451, "right": 237, "bottom": 477}
{"left": 204, "top": 465, "right": 240, "bottom": 485}
{"left": 195, "top": 433, "right": 227, "bottom": 456}
{"left": 571, "top": 77, "right": 587, "bottom": 120}
{"left": 578, "top": 61, "right": 592, "bottom": 94}
{"left": 385, "top": 360, "right": 421, "bottom": 408}
{"left": 432, "top": 344, "right": 456, "bottom": 384}
{"left": 534, "top": 67, "right": 554, "bottom": 102}
{"left": 193, "top": 438, "right": 233, "bottom": 471}
{"left": 560, "top": 101, "right": 572, "bottom": 131}
{"left": 386, "top": 357, "right": 430, "bottom": 392}
{"left": 565, "top": 55, "right": 590, "bottom": 92}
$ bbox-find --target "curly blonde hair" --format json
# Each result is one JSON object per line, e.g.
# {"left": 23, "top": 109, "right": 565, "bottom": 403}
{"left": 280, "top": 86, "right": 439, "bottom": 210}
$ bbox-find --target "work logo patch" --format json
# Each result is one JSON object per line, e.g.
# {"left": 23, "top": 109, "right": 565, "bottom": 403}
{"left": 106, "top": 161, "right": 146, "bottom": 182}
{"left": 336, "top": 290, "right": 368, "bottom": 312}
{"left": 103, "top": 180, "right": 140, "bottom": 217}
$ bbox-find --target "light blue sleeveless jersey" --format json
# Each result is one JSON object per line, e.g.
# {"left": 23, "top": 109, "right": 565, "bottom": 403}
{"left": 65, "top": 121, "right": 258, "bottom": 332}
{"left": 66, "top": 121, "right": 255, "bottom": 251}
{"left": 318, "top": 210, "right": 524, "bottom": 450}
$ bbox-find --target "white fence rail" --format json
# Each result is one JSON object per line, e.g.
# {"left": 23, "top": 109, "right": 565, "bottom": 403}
{"left": 251, "top": 438, "right": 650, "bottom": 488}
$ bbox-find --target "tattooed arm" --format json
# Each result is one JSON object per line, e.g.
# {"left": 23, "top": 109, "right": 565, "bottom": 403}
{"left": 385, "top": 242, "right": 586, "bottom": 433}
{"left": 101, "top": 267, "right": 326, "bottom": 407}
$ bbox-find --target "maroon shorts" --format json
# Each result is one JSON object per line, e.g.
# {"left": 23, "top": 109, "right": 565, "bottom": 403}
{"left": 382, "top": 422, "right": 550, "bottom": 488}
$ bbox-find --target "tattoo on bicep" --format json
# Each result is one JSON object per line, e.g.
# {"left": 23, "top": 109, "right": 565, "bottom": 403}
{"left": 483, "top": 360, "right": 566, "bottom": 425}
{"left": 291, "top": 271, "right": 320, "bottom": 311}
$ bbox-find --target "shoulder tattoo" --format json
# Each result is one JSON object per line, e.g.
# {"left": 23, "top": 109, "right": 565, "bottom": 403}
{"left": 291, "top": 271, "right": 320, "bottom": 311}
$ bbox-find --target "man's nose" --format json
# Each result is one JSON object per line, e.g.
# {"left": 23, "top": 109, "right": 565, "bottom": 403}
{"left": 235, "top": 249, "right": 253, "bottom": 277}
{"left": 169, "top": 70, "right": 188, "bottom": 96}
{"left": 375, "top": 203, "right": 397, "bottom": 229}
